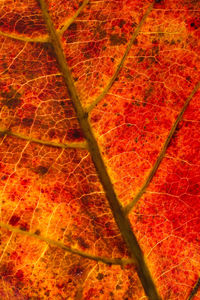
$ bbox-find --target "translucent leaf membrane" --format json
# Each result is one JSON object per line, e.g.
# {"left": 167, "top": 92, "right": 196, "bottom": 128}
{"left": 0, "top": 228, "right": 143, "bottom": 299}
{"left": 0, "top": 0, "right": 200, "bottom": 299}
{"left": 89, "top": 4, "right": 200, "bottom": 299}
{"left": 0, "top": 136, "right": 138, "bottom": 297}
{"left": 0, "top": 29, "right": 135, "bottom": 296}
{"left": 60, "top": 0, "right": 151, "bottom": 107}
{"left": 127, "top": 68, "right": 200, "bottom": 297}
{"left": 47, "top": 0, "right": 85, "bottom": 30}
{"left": 0, "top": 135, "right": 129, "bottom": 257}
{"left": 0, "top": 37, "right": 57, "bottom": 79}
{"left": 0, "top": 0, "right": 47, "bottom": 37}
{"left": 129, "top": 92, "right": 200, "bottom": 298}
{"left": 0, "top": 37, "right": 83, "bottom": 144}
{"left": 90, "top": 7, "right": 200, "bottom": 206}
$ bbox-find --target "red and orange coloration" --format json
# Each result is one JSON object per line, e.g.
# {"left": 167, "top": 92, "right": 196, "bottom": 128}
{"left": 0, "top": 0, "right": 200, "bottom": 299}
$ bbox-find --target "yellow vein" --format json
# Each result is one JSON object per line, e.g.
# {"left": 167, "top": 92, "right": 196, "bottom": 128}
{"left": 58, "top": 0, "right": 89, "bottom": 36}
{"left": 187, "top": 277, "right": 200, "bottom": 300}
{"left": 0, "top": 222, "right": 130, "bottom": 266}
{"left": 0, "top": 30, "right": 48, "bottom": 43}
{"left": 38, "top": 0, "right": 161, "bottom": 299}
{"left": 0, "top": 128, "right": 87, "bottom": 150}
{"left": 85, "top": 2, "right": 154, "bottom": 113}
{"left": 124, "top": 81, "right": 200, "bottom": 215}
{"left": 0, "top": 0, "right": 89, "bottom": 44}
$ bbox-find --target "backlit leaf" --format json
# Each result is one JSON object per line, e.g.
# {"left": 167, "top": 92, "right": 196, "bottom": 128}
{"left": 0, "top": 0, "right": 200, "bottom": 299}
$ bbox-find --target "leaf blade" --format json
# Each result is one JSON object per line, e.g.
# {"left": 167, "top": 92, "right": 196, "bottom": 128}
{"left": 38, "top": 0, "right": 161, "bottom": 298}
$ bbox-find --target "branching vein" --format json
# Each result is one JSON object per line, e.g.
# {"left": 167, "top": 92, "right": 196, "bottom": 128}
{"left": 85, "top": 2, "right": 154, "bottom": 113}
{"left": 0, "top": 0, "right": 89, "bottom": 44}
{"left": 0, "top": 128, "right": 87, "bottom": 149}
{"left": 38, "top": 0, "right": 161, "bottom": 299}
{"left": 58, "top": 0, "right": 89, "bottom": 36}
{"left": 124, "top": 81, "right": 200, "bottom": 215}
{"left": 0, "top": 222, "right": 130, "bottom": 266}
{"left": 0, "top": 30, "right": 48, "bottom": 43}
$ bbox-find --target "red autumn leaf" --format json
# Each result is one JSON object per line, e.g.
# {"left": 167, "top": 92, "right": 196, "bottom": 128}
{"left": 0, "top": 0, "right": 200, "bottom": 299}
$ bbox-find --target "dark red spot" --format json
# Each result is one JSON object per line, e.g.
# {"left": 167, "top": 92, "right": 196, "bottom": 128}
{"left": 187, "top": 17, "right": 200, "bottom": 32}
{"left": 56, "top": 282, "right": 65, "bottom": 289}
{"left": 78, "top": 1, "right": 83, "bottom": 7}
{"left": 20, "top": 179, "right": 30, "bottom": 186}
{"left": 34, "top": 229, "right": 41, "bottom": 235}
{"left": 34, "top": 166, "right": 49, "bottom": 175}
{"left": 0, "top": 262, "right": 14, "bottom": 278}
{"left": 105, "top": 221, "right": 116, "bottom": 237}
{"left": 48, "top": 129, "right": 56, "bottom": 138}
{"left": 96, "top": 273, "right": 104, "bottom": 280}
{"left": 188, "top": 183, "right": 200, "bottom": 195}
{"left": 68, "top": 23, "right": 77, "bottom": 31}
{"left": 109, "top": 34, "right": 127, "bottom": 46}
{"left": 77, "top": 237, "right": 89, "bottom": 249}
{"left": 154, "top": 0, "right": 165, "bottom": 8}
{"left": 85, "top": 288, "right": 97, "bottom": 298}
{"left": 189, "top": 17, "right": 200, "bottom": 30}
{"left": 186, "top": 76, "right": 191, "bottom": 82}
{"left": 2, "top": 98, "right": 22, "bottom": 109}
{"left": 10, "top": 251, "right": 18, "bottom": 260}
{"left": 119, "top": 19, "right": 126, "bottom": 28}
{"left": 0, "top": 131, "right": 7, "bottom": 138}
{"left": 20, "top": 222, "right": 29, "bottom": 231}
{"left": 116, "top": 284, "right": 122, "bottom": 290}
{"left": 67, "top": 128, "right": 84, "bottom": 141}
{"left": 15, "top": 270, "right": 24, "bottom": 280}
{"left": 65, "top": 21, "right": 78, "bottom": 43}
{"left": 22, "top": 118, "right": 33, "bottom": 127}
{"left": 1, "top": 87, "right": 22, "bottom": 109}
{"left": 9, "top": 215, "right": 20, "bottom": 226}
{"left": 90, "top": 113, "right": 101, "bottom": 123}
{"left": 64, "top": 109, "right": 74, "bottom": 118}
{"left": 68, "top": 265, "right": 84, "bottom": 277}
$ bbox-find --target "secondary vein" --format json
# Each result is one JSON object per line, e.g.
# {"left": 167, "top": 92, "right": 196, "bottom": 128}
{"left": 0, "top": 128, "right": 87, "bottom": 149}
{"left": 124, "top": 81, "right": 200, "bottom": 215}
{"left": 0, "top": 30, "right": 48, "bottom": 43}
{"left": 85, "top": 2, "right": 154, "bottom": 113}
{"left": 187, "top": 277, "right": 200, "bottom": 300}
{"left": 0, "top": 222, "right": 130, "bottom": 266}
{"left": 38, "top": 0, "right": 161, "bottom": 299}
{"left": 0, "top": 0, "right": 89, "bottom": 44}
{"left": 58, "top": 0, "right": 89, "bottom": 36}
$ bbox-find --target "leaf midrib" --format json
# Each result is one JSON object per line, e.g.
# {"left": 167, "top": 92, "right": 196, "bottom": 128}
{"left": 37, "top": 0, "right": 161, "bottom": 299}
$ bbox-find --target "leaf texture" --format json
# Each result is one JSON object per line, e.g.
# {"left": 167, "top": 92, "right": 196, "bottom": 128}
{"left": 0, "top": 0, "right": 200, "bottom": 299}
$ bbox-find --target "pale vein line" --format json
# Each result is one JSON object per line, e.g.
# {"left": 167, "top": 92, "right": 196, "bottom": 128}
{"left": 124, "top": 81, "right": 200, "bottom": 215}
{"left": 38, "top": 0, "right": 161, "bottom": 298}
{"left": 0, "top": 128, "right": 87, "bottom": 150}
{"left": 0, "top": 30, "right": 48, "bottom": 43}
{"left": 58, "top": 0, "right": 89, "bottom": 36}
{"left": 86, "top": 2, "right": 154, "bottom": 113}
{"left": 0, "top": 222, "right": 131, "bottom": 266}
{"left": 0, "top": 232, "right": 13, "bottom": 264}
{"left": 0, "top": 0, "right": 89, "bottom": 43}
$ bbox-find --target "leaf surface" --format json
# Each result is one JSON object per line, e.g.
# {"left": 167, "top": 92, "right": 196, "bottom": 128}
{"left": 0, "top": 0, "right": 200, "bottom": 299}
